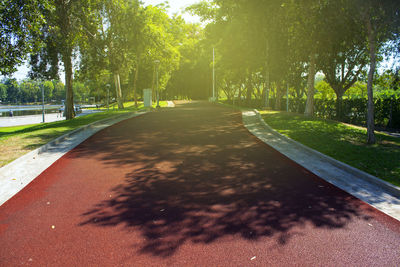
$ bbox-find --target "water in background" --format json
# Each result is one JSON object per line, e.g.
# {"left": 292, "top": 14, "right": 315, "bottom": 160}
{"left": 0, "top": 105, "right": 62, "bottom": 117}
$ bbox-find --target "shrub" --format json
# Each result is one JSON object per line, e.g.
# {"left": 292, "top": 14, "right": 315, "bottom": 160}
{"left": 224, "top": 96, "right": 400, "bottom": 129}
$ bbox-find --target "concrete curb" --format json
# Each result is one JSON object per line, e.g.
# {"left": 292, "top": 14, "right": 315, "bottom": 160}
{"left": 167, "top": 100, "right": 176, "bottom": 107}
{"left": 35, "top": 112, "right": 135, "bottom": 155}
{"left": 253, "top": 109, "right": 400, "bottom": 198}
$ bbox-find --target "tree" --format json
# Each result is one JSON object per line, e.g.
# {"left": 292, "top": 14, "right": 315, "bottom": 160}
{"left": 3, "top": 78, "right": 19, "bottom": 103}
{"left": 54, "top": 0, "right": 82, "bottom": 118}
{"left": 43, "top": 80, "right": 54, "bottom": 100}
{"left": 27, "top": 0, "right": 96, "bottom": 119}
{"left": 0, "top": 0, "right": 48, "bottom": 75}
{"left": 354, "top": 0, "right": 400, "bottom": 143}
{"left": 19, "top": 79, "right": 39, "bottom": 102}
{"left": 0, "top": 83, "right": 7, "bottom": 101}
{"left": 99, "top": 0, "right": 140, "bottom": 109}
{"left": 319, "top": 45, "right": 368, "bottom": 119}
{"left": 52, "top": 80, "right": 65, "bottom": 101}
{"left": 314, "top": 1, "right": 368, "bottom": 119}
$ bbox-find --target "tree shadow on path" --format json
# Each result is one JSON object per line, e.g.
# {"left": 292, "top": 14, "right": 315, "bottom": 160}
{"left": 78, "top": 102, "right": 372, "bottom": 257}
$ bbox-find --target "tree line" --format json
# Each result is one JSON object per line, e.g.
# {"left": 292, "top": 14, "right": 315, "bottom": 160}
{"left": 185, "top": 0, "right": 400, "bottom": 143}
{"left": 1, "top": 0, "right": 208, "bottom": 118}
{"left": 0, "top": 78, "right": 92, "bottom": 104}
{"left": 1, "top": 0, "right": 399, "bottom": 144}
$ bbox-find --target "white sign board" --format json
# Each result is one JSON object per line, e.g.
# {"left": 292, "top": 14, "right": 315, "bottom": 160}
{"left": 143, "top": 89, "right": 152, "bottom": 107}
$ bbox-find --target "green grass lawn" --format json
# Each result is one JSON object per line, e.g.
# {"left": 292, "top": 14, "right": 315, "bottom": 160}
{"left": 87, "top": 100, "right": 169, "bottom": 110}
{"left": 259, "top": 110, "right": 400, "bottom": 187}
{"left": 0, "top": 101, "right": 169, "bottom": 167}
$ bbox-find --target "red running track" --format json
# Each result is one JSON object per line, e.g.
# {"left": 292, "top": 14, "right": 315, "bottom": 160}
{"left": 0, "top": 101, "right": 399, "bottom": 266}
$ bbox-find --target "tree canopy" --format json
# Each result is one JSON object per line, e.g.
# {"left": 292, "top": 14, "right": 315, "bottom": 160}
{"left": 1, "top": 0, "right": 400, "bottom": 143}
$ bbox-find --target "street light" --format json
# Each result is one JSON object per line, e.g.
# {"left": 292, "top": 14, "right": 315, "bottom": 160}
{"left": 213, "top": 48, "right": 215, "bottom": 101}
{"left": 40, "top": 82, "right": 45, "bottom": 123}
{"left": 154, "top": 59, "right": 160, "bottom": 108}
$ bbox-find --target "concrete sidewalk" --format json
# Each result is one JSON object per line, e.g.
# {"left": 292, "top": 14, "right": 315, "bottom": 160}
{"left": 242, "top": 110, "right": 400, "bottom": 221}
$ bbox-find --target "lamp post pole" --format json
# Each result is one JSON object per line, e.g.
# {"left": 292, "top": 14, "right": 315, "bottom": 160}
{"left": 154, "top": 60, "right": 160, "bottom": 108}
{"left": 41, "top": 83, "right": 45, "bottom": 123}
{"left": 106, "top": 84, "right": 110, "bottom": 111}
{"left": 213, "top": 48, "right": 215, "bottom": 101}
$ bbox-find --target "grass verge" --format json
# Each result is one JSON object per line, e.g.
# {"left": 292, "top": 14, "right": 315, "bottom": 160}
{"left": 259, "top": 110, "right": 400, "bottom": 187}
{"left": 0, "top": 101, "right": 168, "bottom": 167}
{"left": 87, "top": 100, "right": 169, "bottom": 110}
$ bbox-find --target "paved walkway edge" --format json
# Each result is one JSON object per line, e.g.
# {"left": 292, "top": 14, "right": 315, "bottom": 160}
{"left": 167, "top": 100, "right": 175, "bottom": 107}
{"left": 252, "top": 109, "right": 400, "bottom": 198}
{"left": 242, "top": 109, "right": 400, "bottom": 221}
{"left": 0, "top": 111, "right": 147, "bottom": 207}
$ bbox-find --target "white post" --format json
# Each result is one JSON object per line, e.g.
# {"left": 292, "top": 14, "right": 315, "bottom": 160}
{"left": 213, "top": 48, "right": 215, "bottom": 101}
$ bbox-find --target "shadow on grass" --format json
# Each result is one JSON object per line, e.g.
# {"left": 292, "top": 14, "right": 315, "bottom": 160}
{"left": 76, "top": 102, "right": 371, "bottom": 257}
{"left": 0, "top": 109, "right": 139, "bottom": 139}
{"left": 15, "top": 111, "right": 137, "bottom": 151}
{"left": 15, "top": 106, "right": 161, "bottom": 148}
{"left": 262, "top": 112, "right": 400, "bottom": 185}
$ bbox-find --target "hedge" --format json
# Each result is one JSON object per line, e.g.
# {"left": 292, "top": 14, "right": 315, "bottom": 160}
{"left": 224, "top": 97, "right": 400, "bottom": 129}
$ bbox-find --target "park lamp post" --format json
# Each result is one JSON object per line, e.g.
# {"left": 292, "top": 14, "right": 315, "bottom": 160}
{"left": 40, "top": 82, "right": 45, "bottom": 123}
{"left": 154, "top": 60, "right": 160, "bottom": 108}
{"left": 213, "top": 48, "right": 215, "bottom": 102}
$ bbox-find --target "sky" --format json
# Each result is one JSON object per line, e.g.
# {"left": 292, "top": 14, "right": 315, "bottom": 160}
{"left": 142, "top": 0, "right": 201, "bottom": 23}
{"left": 9, "top": 0, "right": 201, "bottom": 82}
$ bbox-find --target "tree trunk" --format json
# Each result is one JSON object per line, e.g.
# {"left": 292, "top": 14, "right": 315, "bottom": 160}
{"left": 304, "top": 53, "right": 316, "bottom": 116}
{"left": 264, "top": 37, "right": 270, "bottom": 108}
{"left": 335, "top": 90, "right": 344, "bottom": 120}
{"left": 133, "top": 61, "right": 139, "bottom": 108}
{"left": 261, "top": 86, "right": 266, "bottom": 107}
{"left": 238, "top": 83, "right": 243, "bottom": 105}
{"left": 275, "top": 82, "right": 282, "bottom": 110}
{"left": 366, "top": 16, "right": 376, "bottom": 144}
{"left": 264, "top": 69, "right": 270, "bottom": 109}
{"left": 246, "top": 79, "right": 252, "bottom": 105}
{"left": 64, "top": 48, "right": 75, "bottom": 120}
{"left": 114, "top": 73, "right": 124, "bottom": 109}
{"left": 151, "top": 64, "right": 156, "bottom": 102}
{"left": 388, "top": 97, "right": 393, "bottom": 128}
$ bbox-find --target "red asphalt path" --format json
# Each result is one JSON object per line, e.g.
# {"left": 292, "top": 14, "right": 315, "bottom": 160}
{"left": 0, "top": 101, "right": 399, "bottom": 266}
